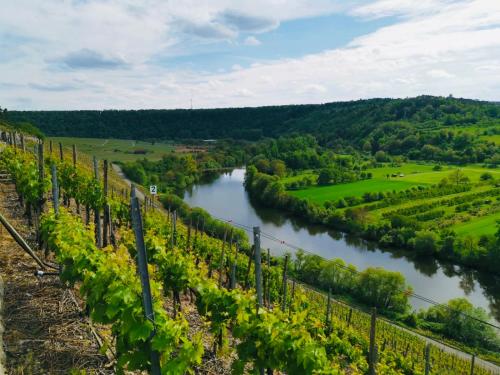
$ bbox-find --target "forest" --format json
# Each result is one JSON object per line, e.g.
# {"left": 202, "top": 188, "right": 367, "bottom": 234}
{"left": 7, "top": 96, "right": 500, "bottom": 164}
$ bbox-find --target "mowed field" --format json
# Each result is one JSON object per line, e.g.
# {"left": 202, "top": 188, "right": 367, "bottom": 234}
{"left": 291, "top": 179, "right": 419, "bottom": 204}
{"left": 453, "top": 211, "right": 500, "bottom": 237}
{"left": 50, "top": 137, "right": 177, "bottom": 162}
{"left": 288, "top": 162, "right": 500, "bottom": 204}
{"left": 287, "top": 162, "right": 500, "bottom": 237}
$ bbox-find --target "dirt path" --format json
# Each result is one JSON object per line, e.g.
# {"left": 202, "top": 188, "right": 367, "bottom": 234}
{"left": 0, "top": 178, "right": 111, "bottom": 374}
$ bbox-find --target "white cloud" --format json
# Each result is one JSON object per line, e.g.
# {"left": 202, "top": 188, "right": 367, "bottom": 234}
{"left": 244, "top": 36, "right": 262, "bottom": 46}
{"left": 352, "top": 0, "right": 458, "bottom": 19}
{"left": 1, "top": 0, "right": 500, "bottom": 109}
{"left": 427, "top": 69, "right": 455, "bottom": 79}
{"left": 299, "top": 84, "right": 328, "bottom": 94}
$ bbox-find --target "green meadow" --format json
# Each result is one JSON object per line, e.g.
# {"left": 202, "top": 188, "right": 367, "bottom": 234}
{"left": 286, "top": 162, "right": 500, "bottom": 238}
{"left": 288, "top": 162, "right": 500, "bottom": 204}
{"left": 49, "top": 137, "right": 175, "bottom": 162}
{"left": 454, "top": 211, "right": 500, "bottom": 237}
{"left": 290, "top": 179, "right": 420, "bottom": 204}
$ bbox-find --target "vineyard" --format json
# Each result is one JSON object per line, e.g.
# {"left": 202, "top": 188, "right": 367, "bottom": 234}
{"left": 0, "top": 134, "right": 498, "bottom": 374}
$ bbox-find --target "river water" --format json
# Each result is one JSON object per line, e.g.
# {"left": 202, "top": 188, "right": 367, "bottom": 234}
{"left": 183, "top": 169, "right": 500, "bottom": 323}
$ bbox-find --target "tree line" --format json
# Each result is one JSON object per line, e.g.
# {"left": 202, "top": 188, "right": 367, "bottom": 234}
{"left": 7, "top": 96, "right": 500, "bottom": 164}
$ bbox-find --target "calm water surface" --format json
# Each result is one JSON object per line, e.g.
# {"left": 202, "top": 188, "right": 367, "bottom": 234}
{"left": 183, "top": 169, "right": 500, "bottom": 324}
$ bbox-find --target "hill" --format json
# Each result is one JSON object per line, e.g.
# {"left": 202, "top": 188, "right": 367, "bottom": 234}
{"left": 7, "top": 95, "right": 500, "bottom": 163}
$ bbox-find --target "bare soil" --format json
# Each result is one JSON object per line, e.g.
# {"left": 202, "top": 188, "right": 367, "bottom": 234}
{"left": 0, "top": 180, "right": 111, "bottom": 374}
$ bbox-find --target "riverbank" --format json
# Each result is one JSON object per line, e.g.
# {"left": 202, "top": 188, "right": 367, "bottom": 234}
{"left": 244, "top": 166, "right": 500, "bottom": 275}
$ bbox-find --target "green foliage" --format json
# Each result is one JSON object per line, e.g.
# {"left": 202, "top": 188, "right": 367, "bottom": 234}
{"left": 420, "top": 298, "right": 500, "bottom": 351}
{"left": 10, "top": 96, "right": 500, "bottom": 164}
{"left": 292, "top": 250, "right": 411, "bottom": 314}
{"left": 40, "top": 209, "right": 203, "bottom": 374}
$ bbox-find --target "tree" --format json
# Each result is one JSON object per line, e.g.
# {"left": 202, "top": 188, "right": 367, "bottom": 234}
{"left": 356, "top": 267, "right": 411, "bottom": 313}
{"left": 269, "top": 159, "right": 286, "bottom": 177}
{"left": 362, "top": 140, "right": 372, "bottom": 152}
{"left": 448, "top": 169, "right": 470, "bottom": 185}
{"left": 375, "top": 150, "right": 390, "bottom": 162}
{"left": 421, "top": 298, "right": 500, "bottom": 350}
{"left": 413, "top": 230, "right": 439, "bottom": 254}
{"left": 317, "top": 168, "right": 333, "bottom": 185}
{"left": 254, "top": 158, "right": 270, "bottom": 174}
{"left": 421, "top": 144, "right": 441, "bottom": 159}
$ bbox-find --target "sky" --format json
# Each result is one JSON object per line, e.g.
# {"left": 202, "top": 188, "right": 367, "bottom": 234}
{"left": 0, "top": 0, "right": 499, "bottom": 110}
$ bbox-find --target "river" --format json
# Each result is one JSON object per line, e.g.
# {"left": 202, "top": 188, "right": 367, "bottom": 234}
{"left": 183, "top": 168, "right": 500, "bottom": 324}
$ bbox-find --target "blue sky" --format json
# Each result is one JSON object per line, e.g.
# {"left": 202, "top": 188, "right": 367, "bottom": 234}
{"left": 0, "top": 0, "right": 499, "bottom": 109}
{"left": 157, "top": 14, "right": 394, "bottom": 73}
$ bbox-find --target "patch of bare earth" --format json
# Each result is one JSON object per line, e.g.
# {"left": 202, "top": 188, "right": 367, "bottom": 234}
{"left": 0, "top": 180, "right": 111, "bottom": 374}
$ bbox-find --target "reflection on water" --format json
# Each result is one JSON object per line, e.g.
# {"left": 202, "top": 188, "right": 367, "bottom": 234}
{"left": 184, "top": 169, "right": 500, "bottom": 324}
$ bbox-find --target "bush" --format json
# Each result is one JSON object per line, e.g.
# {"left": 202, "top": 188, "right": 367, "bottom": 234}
{"left": 412, "top": 230, "right": 439, "bottom": 254}
{"left": 480, "top": 172, "right": 493, "bottom": 181}
{"left": 420, "top": 298, "right": 500, "bottom": 351}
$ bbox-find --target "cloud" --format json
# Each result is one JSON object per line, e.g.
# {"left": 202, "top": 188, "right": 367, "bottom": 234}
{"left": 244, "top": 36, "right": 262, "bottom": 46}
{"left": 300, "top": 84, "right": 328, "bottom": 94}
{"left": 352, "top": 0, "right": 458, "bottom": 19}
{"left": 427, "top": 69, "right": 455, "bottom": 79}
{"left": 29, "top": 82, "right": 77, "bottom": 91}
{"left": 58, "top": 49, "right": 127, "bottom": 69}
{"left": 0, "top": 0, "right": 500, "bottom": 109}
{"left": 218, "top": 10, "right": 279, "bottom": 33}
{"left": 176, "top": 19, "right": 237, "bottom": 40}
{"left": 235, "top": 88, "right": 255, "bottom": 97}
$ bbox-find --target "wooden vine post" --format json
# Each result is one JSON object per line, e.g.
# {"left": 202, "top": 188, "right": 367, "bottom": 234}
{"left": 424, "top": 343, "right": 431, "bottom": 375}
{"left": 103, "top": 160, "right": 109, "bottom": 247}
{"left": 470, "top": 354, "right": 475, "bottom": 375}
{"left": 51, "top": 164, "right": 59, "bottom": 216}
{"left": 253, "top": 226, "right": 265, "bottom": 375}
{"left": 226, "top": 231, "right": 233, "bottom": 286}
{"left": 253, "top": 226, "right": 264, "bottom": 309}
{"left": 368, "top": 308, "right": 378, "bottom": 375}
{"left": 37, "top": 141, "right": 45, "bottom": 247}
{"left": 71, "top": 144, "right": 81, "bottom": 214}
{"left": 72, "top": 144, "right": 77, "bottom": 167}
{"left": 281, "top": 254, "right": 289, "bottom": 311}
{"left": 93, "top": 156, "right": 102, "bottom": 248}
{"left": 186, "top": 216, "right": 192, "bottom": 251}
{"left": 325, "top": 288, "right": 332, "bottom": 332}
{"left": 171, "top": 210, "right": 177, "bottom": 248}
{"left": 230, "top": 242, "right": 238, "bottom": 290}
{"left": 266, "top": 249, "right": 271, "bottom": 307}
{"left": 218, "top": 229, "right": 228, "bottom": 287}
{"left": 59, "top": 142, "right": 63, "bottom": 161}
{"left": 130, "top": 196, "right": 161, "bottom": 375}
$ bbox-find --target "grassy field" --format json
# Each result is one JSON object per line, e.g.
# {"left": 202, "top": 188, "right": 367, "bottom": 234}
{"left": 290, "top": 179, "right": 420, "bottom": 204}
{"left": 453, "top": 211, "right": 500, "bottom": 237}
{"left": 286, "top": 161, "right": 500, "bottom": 237}
{"left": 287, "top": 163, "right": 500, "bottom": 204}
{"left": 481, "top": 134, "right": 500, "bottom": 145}
{"left": 369, "top": 163, "right": 500, "bottom": 184}
{"left": 50, "top": 137, "right": 176, "bottom": 162}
